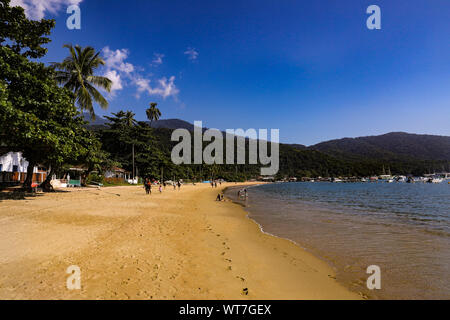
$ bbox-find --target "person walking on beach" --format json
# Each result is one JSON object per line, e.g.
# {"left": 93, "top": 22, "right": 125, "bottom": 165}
{"left": 144, "top": 178, "right": 149, "bottom": 194}
{"left": 159, "top": 184, "right": 162, "bottom": 193}
{"left": 177, "top": 180, "right": 181, "bottom": 190}
{"left": 147, "top": 179, "right": 152, "bottom": 194}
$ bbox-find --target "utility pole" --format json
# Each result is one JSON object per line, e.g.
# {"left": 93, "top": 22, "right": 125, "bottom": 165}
{"left": 132, "top": 143, "right": 135, "bottom": 181}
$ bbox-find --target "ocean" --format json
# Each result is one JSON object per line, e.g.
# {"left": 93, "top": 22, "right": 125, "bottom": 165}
{"left": 225, "top": 182, "right": 450, "bottom": 299}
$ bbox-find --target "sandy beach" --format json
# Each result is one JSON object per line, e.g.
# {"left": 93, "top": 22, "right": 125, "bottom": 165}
{"left": 0, "top": 183, "right": 359, "bottom": 300}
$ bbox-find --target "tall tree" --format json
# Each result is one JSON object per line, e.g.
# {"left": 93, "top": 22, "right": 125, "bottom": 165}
{"left": 124, "top": 110, "right": 137, "bottom": 128}
{"left": 146, "top": 102, "right": 161, "bottom": 126}
{"left": 51, "top": 44, "right": 112, "bottom": 119}
{"left": 0, "top": 0, "right": 102, "bottom": 190}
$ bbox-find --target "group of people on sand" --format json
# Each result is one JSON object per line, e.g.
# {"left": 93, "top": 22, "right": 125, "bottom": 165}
{"left": 237, "top": 188, "right": 248, "bottom": 200}
{"left": 144, "top": 178, "right": 182, "bottom": 195}
{"left": 210, "top": 180, "right": 222, "bottom": 188}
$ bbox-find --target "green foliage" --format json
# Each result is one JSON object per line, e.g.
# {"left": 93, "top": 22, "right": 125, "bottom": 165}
{"left": 51, "top": 44, "right": 112, "bottom": 119}
{"left": 0, "top": 0, "right": 55, "bottom": 58}
{"left": 86, "top": 172, "right": 104, "bottom": 185}
{"left": 94, "top": 115, "right": 450, "bottom": 180}
{"left": 146, "top": 102, "right": 161, "bottom": 124}
{"left": 0, "top": 0, "right": 104, "bottom": 189}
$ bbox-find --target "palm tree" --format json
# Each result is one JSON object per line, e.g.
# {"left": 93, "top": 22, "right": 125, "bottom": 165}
{"left": 146, "top": 102, "right": 162, "bottom": 126}
{"left": 123, "top": 110, "right": 137, "bottom": 128}
{"left": 51, "top": 44, "right": 112, "bottom": 119}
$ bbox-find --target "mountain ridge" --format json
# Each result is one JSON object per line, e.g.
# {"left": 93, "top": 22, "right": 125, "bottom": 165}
{"left": 83, "top": 114, "right": 450, "bottom": 162}
{"left": 308, "top": 131, "right": 450, "bottom": 161}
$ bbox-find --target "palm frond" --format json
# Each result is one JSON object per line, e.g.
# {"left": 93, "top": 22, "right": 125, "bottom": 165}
{"left": 85, "top": 83, "right": 109, "bottom": 110}
{"left": 87, "top": 75, "right": 112, "bottom": 92}
{"left": 54, "top": 44, "right": 112, "bottom": 115}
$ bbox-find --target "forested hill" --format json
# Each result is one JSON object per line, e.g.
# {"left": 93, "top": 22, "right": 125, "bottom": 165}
{"left": 86, "top": 113, "right": 450, "bottom": 163}
{"left": 308, "top": 132, "right": 450, "bottom": 161}
{"left": 86, "top": 115, "right": 450, "bottom": 178}
{"left": 83, "top": 113, "right": 195, "bottom": 131}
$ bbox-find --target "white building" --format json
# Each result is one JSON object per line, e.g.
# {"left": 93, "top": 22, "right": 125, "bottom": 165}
{"left": 0, "top": 151, "right": 46, "bottom": 183}
{"left": 104, "top": 166, "right": 132, "bottom": 181}
{"left": 0, "top": 152, "right": 28, "bottom": 172}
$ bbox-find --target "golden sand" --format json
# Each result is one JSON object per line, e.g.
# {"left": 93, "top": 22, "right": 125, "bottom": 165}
{"left": 0, "top": 183, "right": 359, "bottom": 299}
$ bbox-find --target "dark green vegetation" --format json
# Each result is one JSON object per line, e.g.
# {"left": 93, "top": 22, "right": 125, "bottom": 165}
{"left": 88, "top": 114, "right": 450, "bottom": 180}
{"left": 0, "top": 0, "right": 106, "bottom": 190}
{"left": 309, "top": 132, "right": 450, "bottom": 161}
{"left": 305, "top": 132, "right": 450, "bottom": 177}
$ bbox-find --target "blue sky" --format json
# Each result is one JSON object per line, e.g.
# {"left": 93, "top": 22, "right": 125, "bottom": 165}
{"left": 14, "top": 0, "right": 450, "bottom": 145}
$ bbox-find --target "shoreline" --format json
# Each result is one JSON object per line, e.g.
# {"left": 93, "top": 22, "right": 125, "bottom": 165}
{"left": 224, "top": 184, "right": 370, "bottom": 299}
{"left": 227, "top": 182, "right": 450, "bottom": 300}
{"left": 0, "top": 183, "right": 360, "bottom": 299}
{"left": 224, "top": 184, "right": 311, "bottom": 250}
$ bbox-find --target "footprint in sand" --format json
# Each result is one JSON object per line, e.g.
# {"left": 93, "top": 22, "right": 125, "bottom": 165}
{"left": 358, "top": 292, "right": 369, "bottom": 299}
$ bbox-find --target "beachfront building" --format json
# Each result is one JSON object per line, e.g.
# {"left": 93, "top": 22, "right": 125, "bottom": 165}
{"left": 104, "top": 166, "right": 131, "bottom": 180}
{"left": 105, "top": 166, "right": 132, "bottom": 184}
{"left": 0, "top": 151, "right": 47, "bottom": 184}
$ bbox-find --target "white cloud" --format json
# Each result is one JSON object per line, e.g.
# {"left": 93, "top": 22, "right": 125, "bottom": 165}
{"left": 104, "top": 70, "right": 123, "bottom": 94}
{"left": 152, "top": 53, "right": 164, "bottom": 66}
{"left": 134, "top": 76, "right": 179, "bottom": 99}
{"left": 154, "top": 76, "right": 179, "bottom": 98}
{"left": 101, "top": 47, "right": 135, "bottom": 96}
{"left": 134, "top": 77, "right": 151, "bottom": 96}
{"left": 102, "top": 47, "right": 135, "bottom": 74}
{"left": 10, "top": 0, "right": 82, "bottom": 20}
{"left": 184, "top": 47, "right": 199, "bottom": 61}
{"left": 100, "top": 47, "right": 179, "bottom": 100}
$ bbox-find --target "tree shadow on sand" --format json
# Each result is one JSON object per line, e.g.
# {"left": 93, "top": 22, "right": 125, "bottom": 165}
{"left": 0, "top": 189, "right": 69, "bottom": 202}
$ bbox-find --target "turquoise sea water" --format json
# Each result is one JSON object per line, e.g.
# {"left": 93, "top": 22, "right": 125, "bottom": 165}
{"left": 226, "top": 182, "right": 450, "bottom": 299}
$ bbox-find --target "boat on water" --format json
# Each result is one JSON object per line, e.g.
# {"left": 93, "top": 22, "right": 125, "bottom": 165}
{"left": 427, "top": 177, "right": 443, "bottom": 184}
